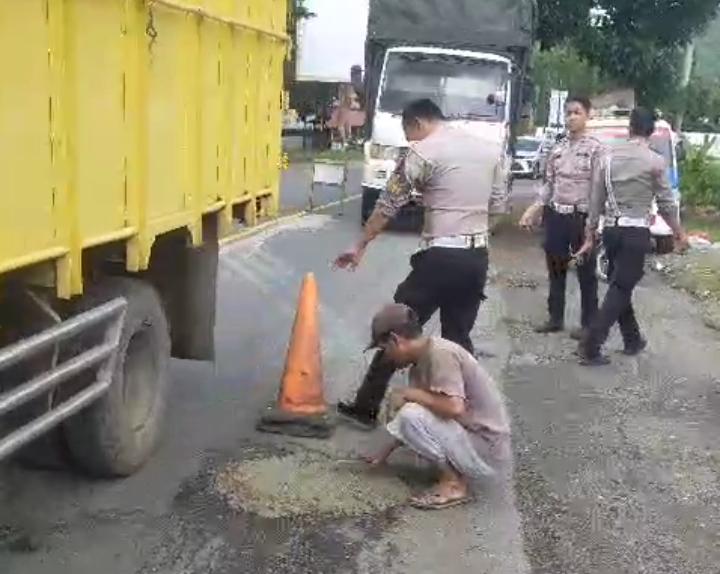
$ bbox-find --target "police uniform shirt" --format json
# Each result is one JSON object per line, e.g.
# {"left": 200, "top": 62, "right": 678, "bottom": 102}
{"left": 587, "top": 138, "right": 676, "bottom": 231}
{"left": 539, "top": 134, "right": 606, "bottom": 211}
{"left": 376, "top": 124, "right": 506, "bottom": 239}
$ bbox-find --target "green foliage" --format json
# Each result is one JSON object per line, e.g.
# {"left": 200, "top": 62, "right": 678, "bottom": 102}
{"left": 536, "top": 0, "right": 594, "bottom": 49}
{"left": 682, "top": 78, "right": 720, "bottom": 132}
{"left": 695, "top": 16, "right": 720, "bottom": 81}
{"left": 285, "top": 1, "right": 316, "bottom": 88}
{"left": 536, "top": 0, "right": 720, "bottom": 108}
{"left": 292, "top": 0, "right": 315, "bottom": 21}
{"left": 575, "top": 29, "right": 682, "bottom": 107}
{"left": 680, "top": 138, "right": 720, "bottom": 209}
{"left": 532, "top": 44, "right": 613, "bottom": 124}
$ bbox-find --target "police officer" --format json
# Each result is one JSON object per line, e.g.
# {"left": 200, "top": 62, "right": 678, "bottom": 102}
{"left": 575, "top": 107, "right": 688, "bottom": 365}
{"left": 333, "top": 98, "right": 507, "bottom": 429}
{"left": 519, "top": 95, "right": 603, "bottom": 339}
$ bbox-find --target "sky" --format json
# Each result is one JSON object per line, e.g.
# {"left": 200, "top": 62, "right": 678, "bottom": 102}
{"left": 296, "top": 0, "right": 369, "bottom": 83}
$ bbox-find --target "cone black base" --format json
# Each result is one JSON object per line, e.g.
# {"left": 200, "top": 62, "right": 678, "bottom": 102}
{"left": 256, "top": 408, "right": 335, "bottom": 439}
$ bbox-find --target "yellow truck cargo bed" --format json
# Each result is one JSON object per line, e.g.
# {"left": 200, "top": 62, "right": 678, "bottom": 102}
{"left": 0, "top": 0, "right": 287, "bottom": 298}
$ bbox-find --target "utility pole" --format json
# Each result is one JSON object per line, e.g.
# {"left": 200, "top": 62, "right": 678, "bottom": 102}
{"left": 676, "top": 41, "right": 695, "bottom": 133}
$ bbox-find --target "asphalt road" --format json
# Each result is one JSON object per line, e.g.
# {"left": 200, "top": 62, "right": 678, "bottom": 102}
{"left": 1, "top": 179, "right": 720, "bottom": 573}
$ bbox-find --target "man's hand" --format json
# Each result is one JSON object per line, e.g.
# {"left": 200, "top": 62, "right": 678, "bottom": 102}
{"left": 333, "top": 243, "right": 366, "bottom": 271}
{"left": 572, "top": 232, "right": 596, "bottom": 262}
{"left": 519, "top": 203, "right": 543, "bottom": 231}
{"left": 362, "top": 440, "right": 401, "bottom": 467}
{"left": 333, "top": 209, "right": 390, "bottom": 271}
{"left": 389, "top": 388, "right": 409, "bottom": 412}
{"left": 361, "top": 452, "right": 389, "bottom": 468}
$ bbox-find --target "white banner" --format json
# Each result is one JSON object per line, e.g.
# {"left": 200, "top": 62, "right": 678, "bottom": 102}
{"left": 548, "top": 90, "right": 568, "bottom": 128}
{"left": 296, "top": 0, "right": 369, "bottom": 83}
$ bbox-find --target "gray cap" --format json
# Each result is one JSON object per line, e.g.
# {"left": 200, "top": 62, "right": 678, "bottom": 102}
{"left": 366, "top": 304, "right": 419, "bottom": 350}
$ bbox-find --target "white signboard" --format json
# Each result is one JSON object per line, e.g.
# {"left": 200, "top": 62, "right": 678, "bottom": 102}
{"left": 549, "top": 89, "right": 568, "bottom": 128}
{"left": 296, "top": 0, "right": 369, "bottom": 83}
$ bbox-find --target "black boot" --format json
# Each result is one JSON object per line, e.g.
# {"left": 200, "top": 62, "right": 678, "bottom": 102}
{"left": 569, "top": 327, "right": 588, "bottom": 341}
{"left": 337, "top": 350, "right": 395, "bottom": 431}
{"left": 622, "top": 337, "right": 647, "bottom": 356}
{"left": 535, "top": 320, "right": 564, "bottom": 334}
{"left": 336, "top": 402, "right": 378, "bottom": 430}
{"left": 576, "top": 340, "right": 611, "bottom": 366}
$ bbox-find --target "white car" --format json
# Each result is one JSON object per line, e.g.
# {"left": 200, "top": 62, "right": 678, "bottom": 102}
{"left": 511, "top": 136, "right": 545, "bottom": 179}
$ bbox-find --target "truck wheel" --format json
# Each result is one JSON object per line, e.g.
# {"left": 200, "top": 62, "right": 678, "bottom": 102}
{"left": 64, "top": 278, "right": 170, "bottom": 477}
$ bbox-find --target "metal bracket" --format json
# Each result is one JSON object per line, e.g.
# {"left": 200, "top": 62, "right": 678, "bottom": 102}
{"left": 0, "top": 298, "right": 127, "bottom": 462}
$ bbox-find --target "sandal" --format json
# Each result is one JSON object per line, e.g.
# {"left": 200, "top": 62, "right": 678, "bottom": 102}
{"left": 409, "top": 490, "right": 472, "bottom": 510}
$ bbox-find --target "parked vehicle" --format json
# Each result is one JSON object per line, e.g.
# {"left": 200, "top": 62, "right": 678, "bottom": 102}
{"left": 586, "top": 116, "right": 681, "bottom": 281}
{"left": 0, "top": 0, "right": 286, "bottom": 476}
{"left": 511, "top": 137, "right": 545, "bottom": 179}
{"left": 360, "top": 0, "right": 536, "bottom": 225}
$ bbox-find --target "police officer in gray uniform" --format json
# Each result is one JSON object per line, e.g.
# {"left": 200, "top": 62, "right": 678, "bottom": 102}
{"left": 520, "top": 95, "right": 604, "bottom": 339}
{"left": 333, "top": 99, "right": 507, "bottom": 428}
{"left": 575, "top": 107, "right": 689, "bottom": 365}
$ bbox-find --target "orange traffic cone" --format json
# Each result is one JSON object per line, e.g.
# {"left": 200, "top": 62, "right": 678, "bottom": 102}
{"left": 257, "top": 273, "right": 334, "bottom": 438}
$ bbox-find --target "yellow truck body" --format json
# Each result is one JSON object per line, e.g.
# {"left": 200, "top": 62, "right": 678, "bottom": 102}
{"left": 0, "top": 0, "right": 287, "bottom": 476}
{"left": 0, "top": 0, "right": 287, "bottom": 298}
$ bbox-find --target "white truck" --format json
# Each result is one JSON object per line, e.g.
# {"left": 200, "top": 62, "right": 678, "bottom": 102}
{"left": 360, "top": 0, "right": 536, "bottom": 224}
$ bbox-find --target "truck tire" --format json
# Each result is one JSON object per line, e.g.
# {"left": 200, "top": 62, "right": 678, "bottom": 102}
{"left": 64, "top": 278, "right": 170, "bottom": 477}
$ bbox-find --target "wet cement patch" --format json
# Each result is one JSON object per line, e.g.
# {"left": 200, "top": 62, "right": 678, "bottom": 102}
{"left": 215, "top": 453, "right": 411, "bottom": 519}
{"left": 138, "top": 444, "right": 404, "bottom": 574}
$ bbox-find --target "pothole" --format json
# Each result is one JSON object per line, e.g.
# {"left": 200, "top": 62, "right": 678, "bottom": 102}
{"left": 214, "top": 453, "right": 411, "bottom": 519}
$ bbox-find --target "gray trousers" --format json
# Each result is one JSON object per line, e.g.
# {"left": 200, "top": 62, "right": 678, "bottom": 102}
{"left": 387, "top": 403, "right": 496, "bottom": 480}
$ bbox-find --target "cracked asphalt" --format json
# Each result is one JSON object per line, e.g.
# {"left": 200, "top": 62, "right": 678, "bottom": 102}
{"left": 1, "top": 177, "right": 719, "bottom": 573}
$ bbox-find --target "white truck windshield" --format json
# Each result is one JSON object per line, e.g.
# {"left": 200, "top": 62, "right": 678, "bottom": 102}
{"left": 378, "top": 52, "right": 510, "bottom": 121}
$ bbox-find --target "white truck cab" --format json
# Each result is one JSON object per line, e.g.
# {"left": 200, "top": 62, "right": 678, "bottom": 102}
{"left": 361, "top": 47, "right": 513, "bottom": 222}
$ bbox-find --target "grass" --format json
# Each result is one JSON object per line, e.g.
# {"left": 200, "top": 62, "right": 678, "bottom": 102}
{"left": 683, "top": 209, "right": 720, "bottom": 242}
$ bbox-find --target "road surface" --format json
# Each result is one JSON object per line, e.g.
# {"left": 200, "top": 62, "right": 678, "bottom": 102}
{"left": 1, "top": 179, "right": 719, "bottom": 574}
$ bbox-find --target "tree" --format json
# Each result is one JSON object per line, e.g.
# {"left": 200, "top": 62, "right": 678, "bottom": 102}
{"left": 536, "top": 0, "right": 720, "bottom": 107}
{"left": 285, "top": 1, "right": 316, "bottom": 88}
{"left": 532, "top": 44, "right": 613, "bottom": 124}
{"left": 682, "top": 77, "right": 720, "bottom": 131}
{"left": 292, "top": 0, "right": 314, "bottom": 21}
{"left": 537, "top": 0, "right": 594, "bottom": 49}
{"left": 693, "top": 14, "right": 720, "bottom": 81}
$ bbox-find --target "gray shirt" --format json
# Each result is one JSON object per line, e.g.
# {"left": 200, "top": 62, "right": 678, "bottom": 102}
{"left": 587, "top": 138, "right": 677, "bottom": 232}
{"left": 410, "top": 337, "right": 511, "bottom": 461}
{"left": 538, "top": 134, "right": 605, "bottom": 211}
{"left": 376, "top": 124, "right": 507, "bottom": 239}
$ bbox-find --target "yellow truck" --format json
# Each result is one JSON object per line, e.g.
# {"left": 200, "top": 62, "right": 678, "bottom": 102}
{"left": 0, "top": 0, "right": 287, "bottom": 476}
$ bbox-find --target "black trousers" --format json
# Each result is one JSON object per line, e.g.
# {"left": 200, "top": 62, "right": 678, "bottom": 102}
{"left": 354, "top": 247, "right": 489, "bottom": 416}
{"left": 543, "top": 208, "right": 598, "bottom": 328}
{"left": 585, "top": 227, "right": 650, "bottom": 354}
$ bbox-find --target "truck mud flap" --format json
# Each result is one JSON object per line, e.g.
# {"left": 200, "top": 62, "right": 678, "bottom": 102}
{"left": 0, "top": 298, "right": 126, "bottom": 462}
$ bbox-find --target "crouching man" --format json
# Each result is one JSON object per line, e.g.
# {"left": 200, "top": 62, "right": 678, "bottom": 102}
{"left": 362, "top": 304, "right": 511, "bottom": 510}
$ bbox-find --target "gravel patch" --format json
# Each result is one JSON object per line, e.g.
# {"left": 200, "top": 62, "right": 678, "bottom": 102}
{"left": 215, "top": 453, "right": 411, "bottom": 519}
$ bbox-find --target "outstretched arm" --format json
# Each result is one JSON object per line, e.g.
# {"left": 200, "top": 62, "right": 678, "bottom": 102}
{"left": 334, "top": 150, "right": 429, "bottom": 270}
